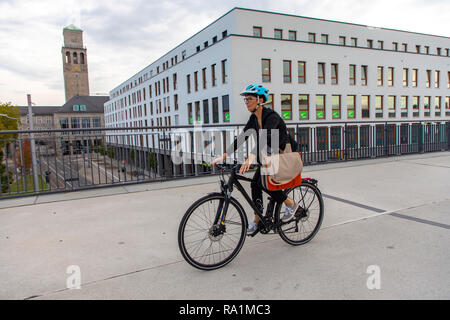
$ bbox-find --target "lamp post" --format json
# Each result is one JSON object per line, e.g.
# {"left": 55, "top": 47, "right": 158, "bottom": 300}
{"left": 27, "top": 94, "right": 40, "bottom": 193}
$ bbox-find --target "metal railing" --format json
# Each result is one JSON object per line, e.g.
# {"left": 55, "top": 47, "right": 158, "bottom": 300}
{"left": 0, "top": 119, "right": 449, "bottom": 199}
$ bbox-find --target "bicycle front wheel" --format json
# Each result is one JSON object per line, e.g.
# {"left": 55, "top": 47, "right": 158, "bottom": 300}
{"left": 278, "top": 182, "right": 324, "bottom": 246}
{"left": 178, "top": 193, "right": 247, "bottom": 270}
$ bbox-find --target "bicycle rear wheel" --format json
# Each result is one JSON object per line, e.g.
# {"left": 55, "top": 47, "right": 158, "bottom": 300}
{"left": 178, "top": 193, "right": 247, "bottom": 270}
{"left": 278, "top": 182, "right": 324, "bottom": 245}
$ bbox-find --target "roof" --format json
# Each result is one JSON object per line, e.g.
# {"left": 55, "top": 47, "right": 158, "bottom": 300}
{"left": 64, "top": 24, "right": 82, "bottom": 32}
{"left": 57, "top": 95, "right": 109, "bottom": 114}
{"left": 18, "top": 106, "right": 61, "bottom": 116}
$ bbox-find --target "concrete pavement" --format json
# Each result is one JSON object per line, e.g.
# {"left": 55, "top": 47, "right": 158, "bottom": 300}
{"left": 0, "top": 152, "right": 449, "bottom": 299}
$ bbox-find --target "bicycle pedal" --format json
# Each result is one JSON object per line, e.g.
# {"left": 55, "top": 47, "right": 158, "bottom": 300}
{"left": 247, "top": 229, "right": 259, "bottom": 237}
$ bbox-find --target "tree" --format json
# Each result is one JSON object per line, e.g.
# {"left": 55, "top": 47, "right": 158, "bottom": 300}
{"left": 0, "top": 101, "right": 20, "bottom": 192}
{"left": 0, "top": 101, "right": 20, "bottom": 140}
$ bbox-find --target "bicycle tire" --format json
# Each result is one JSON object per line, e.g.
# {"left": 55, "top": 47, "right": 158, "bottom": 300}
{"left": 278, "top": 182, "right": 324, "bottom": 246}
{"left": 178, "top": 193, "right": 248, "bottom": 270}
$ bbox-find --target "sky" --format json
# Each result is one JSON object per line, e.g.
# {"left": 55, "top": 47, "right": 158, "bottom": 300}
{"left": 0, "top": 0, "right": 449, "bottom": 106}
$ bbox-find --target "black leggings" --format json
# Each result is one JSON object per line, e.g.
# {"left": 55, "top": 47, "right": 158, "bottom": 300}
{"left": 251, "top": 167, "right": 287, "bottom": 209}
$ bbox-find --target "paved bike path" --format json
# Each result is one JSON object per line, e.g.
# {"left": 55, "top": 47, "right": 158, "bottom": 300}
{"left": 0, "top": 152, "right": 449, "bottom": 299}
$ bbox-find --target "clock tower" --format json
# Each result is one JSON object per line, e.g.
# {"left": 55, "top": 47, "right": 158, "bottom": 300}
{"left": 62, "top": 24, "right": 90, "bottom": 102}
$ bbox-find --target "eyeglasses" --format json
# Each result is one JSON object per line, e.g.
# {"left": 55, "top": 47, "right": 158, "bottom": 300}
{"left": 243, "top": 97, "right": 256, "bottom": 102}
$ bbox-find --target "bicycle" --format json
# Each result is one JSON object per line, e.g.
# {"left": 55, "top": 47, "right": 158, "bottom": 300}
{"left": 177, "top": 162, "right": 324, "bottom": 270}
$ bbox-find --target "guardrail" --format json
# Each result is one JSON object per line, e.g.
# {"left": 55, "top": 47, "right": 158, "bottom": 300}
{"left": 0, "top": 119, "right": 448, "bottom": 199}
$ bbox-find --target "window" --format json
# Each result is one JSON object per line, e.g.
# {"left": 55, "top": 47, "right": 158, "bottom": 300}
{"left": 266, "top": 94, "right": 274, "bottom": 110}
{"left": 448, "top": 71, "right": 450, "bottom": 88}
{"left": 435, "top": 96, "right": 441, "bottom": 116}
{"left": 196, "top": 46, "right": 200, "bottom": 52}
{"left": 437, "top": 48, "right": 441, "bottom": 55}
{"left": 367, "top": 39, "right": 373, "bottom": 48}
{"left": 403, "top": 68, "right": 408, "bottom": 87}
{"left": 80, "top": 53, "right": 85, "bottom": 64}
{"left": 412, "top": 69, "right": 418, "bottom": 87}
{"left": 316, "top": 95, "right": 326, "bottom": 119}
{"left": 261, "top": 59, "right": 271, "bottom": 82}
{"left": 60, "top": 117, "right": 69, "bottom": 129}
{"left": 347, "top": 95, "right": 356, "bottom": 119}
{"left": 350, "top": 37, "right": 357, "bottom": 46}
{"left": 221, "top": 59, "right": 227, "bottom": 84}
{"left": 283, "top": 60, "right": 291, "bottom": 83}
{"left": 188, "top": 103, "right": 193, "bottom": 124}
{"left": 212, "top": 36, "right": 217, "bottom": 43}
{"left": 331, "top": 64, "right": 338, "bottom": 85}
{"left": 65, "top": 52, "right": 71, "bottom": 64}
{"left": 186, "top": 75, "right": 191, "bottom": 93}
{"left": 298, "top": 61, "right": 306, "bottom": 84}
{"left": 203, "top": 99, "right": 209, "bottom": 124}
{"left": 425, "top": 46, "right": 429, "bottom": 54}
{"left": 339, "top": 36, "right": 346, "bottom": 46}
{"left": 361, "top": 65, "right": 368, "bottom": 86}
{"left": 281, "top": 94, "right": 292, "bottom": 120}
{"left": 308, "top": 33, "right": 316, "bottom": 42}
{"left": 204, "top": 41, "right": 208, "bottom": 48}
{"left": 318, "top": 62, "right": 325, "bottom": 84}
{"left": 73, "top": 52, "right": 78, "bottom": 64}
{"left": 388, "top": 96, "right": 396, "bottom": 118}
{"left": 274, "top": 29, "right": 282, "bottom": 39}
{"left": 412, "top": 96, "right": 419, "bottom": 117}
{"left": 222, "top": 95, "right": 230, "bottom": 122}
{"left": 222, "top": 30, "right": 227, "bottom": 38}
{"left": 194, "top": 71, "right": 198, "bottom": 91}
{"left": 424, "top": 96, "right": 430, "bottom": 116}
{"left": 402, "top": 43, "right": 407, "bottom": 52}
{"left": 321, "top": 34, "right": 328, "bottom": 44}
{"left": 299, "top": 94, "right": 309, "bottom": 120}
{"left": 377, "top": 41, "right": 383, "bottom": 49}
{"left": 416, "top": 45, "right": 421, "bottom": 53}
{"left": 401, "top": 96, "right": 408, "bottom": 117}
{"left": 446, "top": 96, "right": 450, "bottom": 116}
{"left": 182, "top": 50, "right": 186, "bottom": 60}
{"left": 212, "top": 97, "right": 219, "bottom": 123}
{"left": 288, "top": 30, "right": 296, "bottom": 40}
{"left": 174, "top": 94, "right": 178, "bottom": 111}
{"left": 253, "top": 26, "right": 262, "bottom": 37}
{"left": 426, "top": 70, "right": 431, "bottom": 88}
{"left": 377, "top": 66, "right": 383, "bottom": 86}
{"left": 435, "top": 70, "right": 440, "bottom": 88}
{"left": 349, "top": 64, "right": 356, "bottom": 85}
{"left": 332, "top": 95, "right": 341, "bottom": 119}
{"left": 211, "top": 64, "right": 217, "bottom": 87}
{"left": 361, "top": 95, "right": 370, "bottom": 118}
{"left": 202, "top": 68, "right": 207, "bottom": 89}
{"left": 375, "top": 95, "right": 383, "bottom": 118}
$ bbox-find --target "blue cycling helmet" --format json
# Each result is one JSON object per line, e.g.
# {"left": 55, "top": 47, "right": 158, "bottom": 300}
{"left": 240, "top": 84, "right": 269, "bottom": 103}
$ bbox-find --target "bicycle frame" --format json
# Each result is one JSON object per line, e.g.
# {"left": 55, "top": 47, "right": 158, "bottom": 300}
{"left": 213, "top": 165, "right": 278, "bottom": 231}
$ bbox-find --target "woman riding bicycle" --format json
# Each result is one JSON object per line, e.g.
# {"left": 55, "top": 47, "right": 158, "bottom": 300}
{"left": 212, "top": 84, "right": 299, "bottom": 234}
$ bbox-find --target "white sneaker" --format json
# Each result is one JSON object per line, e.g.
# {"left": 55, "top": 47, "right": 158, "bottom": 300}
{"left": 282, "top": 202, "right": 298, "bottom": 222}
{"left": 247, "top": 221, "right": 258, "bottom": 234}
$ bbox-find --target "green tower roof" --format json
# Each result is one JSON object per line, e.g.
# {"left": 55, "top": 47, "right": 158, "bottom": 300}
{"left": 64, "top": 24, "right": 82, "bottom": 31}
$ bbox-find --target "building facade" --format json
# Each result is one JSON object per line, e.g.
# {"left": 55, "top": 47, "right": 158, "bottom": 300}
{"left": 55, "top": 95, "right": 107, "bottom": 155}
{"left": 103, "top": 7, "right": 449, "bottom": 174}
{"left": 62, "top": 24, "right": 90, "bottom": 102}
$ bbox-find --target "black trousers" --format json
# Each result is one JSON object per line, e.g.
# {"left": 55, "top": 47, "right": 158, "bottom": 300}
{"left": 251, "top": 167, "right": 287, "bottom": 209}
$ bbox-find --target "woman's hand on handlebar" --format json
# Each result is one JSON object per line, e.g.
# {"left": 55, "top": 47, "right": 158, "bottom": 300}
{"left": 212, "top": 153, "right": 227, "bottom": 168}
{"left": 239, "top": 153, "right": 256, "bottom": 174}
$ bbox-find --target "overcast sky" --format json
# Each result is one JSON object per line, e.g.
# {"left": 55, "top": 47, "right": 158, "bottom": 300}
{"left": 0, "top": 0, "right": 448, "bottom": 106}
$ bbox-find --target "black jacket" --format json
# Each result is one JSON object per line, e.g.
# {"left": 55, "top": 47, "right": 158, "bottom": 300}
{"left": 226, "top": 107, "right": 295, "bottom": 163}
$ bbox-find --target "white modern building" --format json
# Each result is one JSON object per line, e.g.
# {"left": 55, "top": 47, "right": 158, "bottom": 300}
{"left": 104, "top": 7, "right": 449, "bottom": 175}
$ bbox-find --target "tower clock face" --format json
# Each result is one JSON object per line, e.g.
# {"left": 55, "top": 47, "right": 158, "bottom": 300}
{"left": 73, "top": 65, "right": 80, "bottom": 72}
